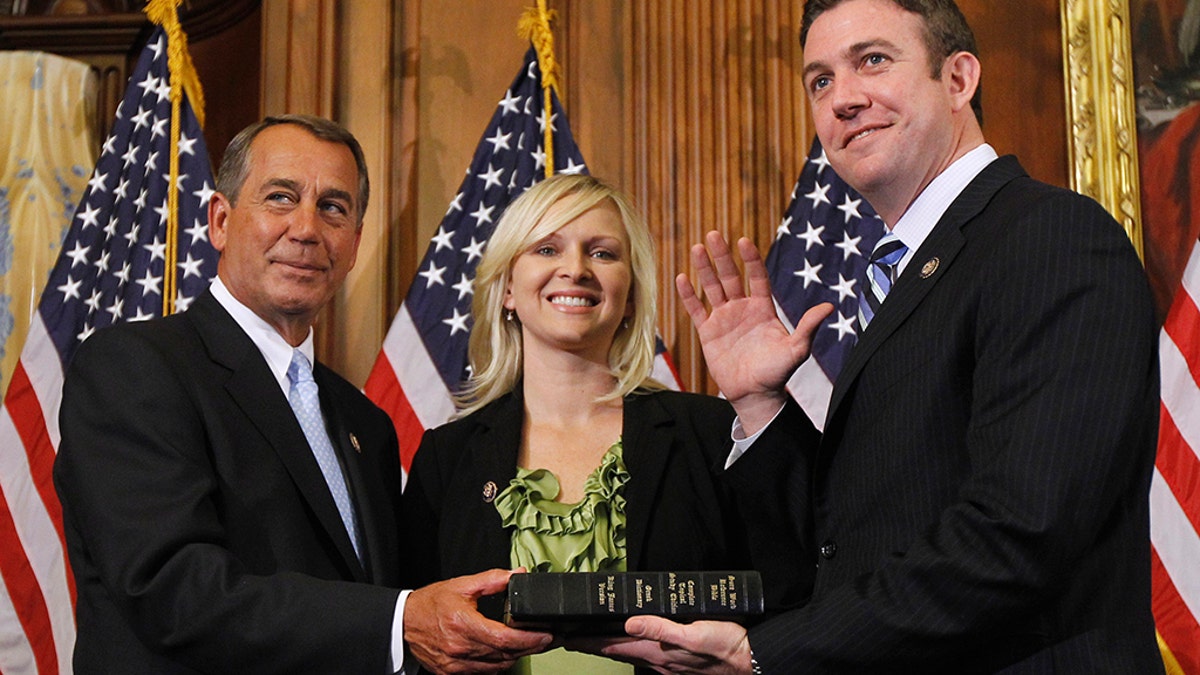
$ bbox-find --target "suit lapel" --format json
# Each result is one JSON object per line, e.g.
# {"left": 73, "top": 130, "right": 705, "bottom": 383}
{"left": 315, "top": 369, "right": 373, "bottom": 581}
{"left": 620, "top": 393, "right": 673, "bottom": 572}
{"left": 473, "top": 392, "right": 525, "bottom": 564}
{"left": 188, "top": 291, "right": 364, "bottom": 579}
{"left": 826, "top": 156, "right": 1026, "bottom": 425}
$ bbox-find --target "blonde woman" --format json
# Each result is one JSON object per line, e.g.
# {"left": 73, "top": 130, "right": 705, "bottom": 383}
{"left": 402, "top": 175, "right": 806, "bottom": 673}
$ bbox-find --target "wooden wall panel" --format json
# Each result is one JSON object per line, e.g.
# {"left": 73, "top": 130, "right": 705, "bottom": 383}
{"left": 254, "top": 0, "right": 1067, "bottom": 393}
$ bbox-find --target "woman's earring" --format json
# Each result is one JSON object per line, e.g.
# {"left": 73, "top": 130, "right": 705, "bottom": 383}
{"left": 505, "top": 309, "right": 515, "bottom": 322}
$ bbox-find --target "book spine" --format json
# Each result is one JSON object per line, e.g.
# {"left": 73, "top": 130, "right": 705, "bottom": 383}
{"left": 505, "top": 570, "right": 763, "bottom": 627}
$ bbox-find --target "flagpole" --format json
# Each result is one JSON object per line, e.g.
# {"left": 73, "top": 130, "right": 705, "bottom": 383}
{"left": 145, "top": 0, "right": 207, "bottom": 316}
{"left": 518, "top": 1, "right": 560, "bottom": 179}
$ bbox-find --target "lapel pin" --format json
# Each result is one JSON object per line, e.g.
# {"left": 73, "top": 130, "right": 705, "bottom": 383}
{"left": 349, "top": 433, "right": 361, "bottom": 453}
{"left": 482, "top": 481, "right": 498, "bottom": 503}
{"left": 920, "top": 257, "right": 940, "bottom": 279}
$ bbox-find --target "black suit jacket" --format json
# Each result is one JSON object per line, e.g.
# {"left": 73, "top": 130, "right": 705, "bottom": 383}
{"left": 403, "top": 388, "right": 811, "bottom": 621}
{"left": 54, "top": 289, "right": 404, "bottom": 674}
{"left": 730, "top": 157, "right": 1163, "bottom": 672}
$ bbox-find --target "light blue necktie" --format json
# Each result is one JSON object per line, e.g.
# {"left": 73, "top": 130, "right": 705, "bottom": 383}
{"left": 287, "top": 350, "right": 361, "bottom": 561}
{"left": 857, "top": 232, "right": 909, "bottom": 333}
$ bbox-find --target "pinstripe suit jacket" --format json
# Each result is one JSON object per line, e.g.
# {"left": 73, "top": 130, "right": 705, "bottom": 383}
{"left": 729, "top": 157, "right": 1163, "bottom": 673}
{"left": 54, "top": 290, "right": 404, "bottom": 674}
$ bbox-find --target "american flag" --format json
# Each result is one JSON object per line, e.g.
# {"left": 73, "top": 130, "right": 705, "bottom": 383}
{"left": 0, "top": 26, "right": 217, "bottom": 674}
{"left": 1151, "top": 235, "right": 1200, "bottom": 674}
{"left": 365, "top": 46, "right": 679, "bottom": 476}
{"left": 765, "top": 137, "right": 885, "bottom": 427}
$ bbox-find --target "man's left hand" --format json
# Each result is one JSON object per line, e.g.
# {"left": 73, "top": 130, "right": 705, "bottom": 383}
{"left": 567, "top": 616, "right": 752, "bottom": 675}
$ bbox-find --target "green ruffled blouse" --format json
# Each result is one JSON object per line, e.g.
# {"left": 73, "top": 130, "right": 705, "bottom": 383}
{"left": 494, "top": 440, "right": 634, "bottom": 675}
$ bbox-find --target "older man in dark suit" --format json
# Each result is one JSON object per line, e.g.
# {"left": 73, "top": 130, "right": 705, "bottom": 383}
{"left": 588, "top": 0, "right": 1164, "bottom": 672}
{"left": 54, "top": 114, "right": 551, "bottom": 674}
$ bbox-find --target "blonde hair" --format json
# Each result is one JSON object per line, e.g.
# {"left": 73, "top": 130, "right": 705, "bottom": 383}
{"left": 456, "top": 174, "right": 664, "bottom": 417}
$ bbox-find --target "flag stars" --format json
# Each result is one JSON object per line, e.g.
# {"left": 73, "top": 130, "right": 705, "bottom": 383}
{"left": 530, "top": 146, "right": 546, "bottom": 172}
{"left": 66, "top": 241, "right": 91, "bottom": 267}
{"left": 485, "top": 128, "right": 513, "bottom": 153}
{"left": 834, "top": 230, "right": 862, "bottom": 261}
{"left": 131, "top": 105, "right": 153, "bottom": 131}
{"left": 145, "top": 150, "right": 160, "bottom": 174}
{"left": 185, "top": 218, "right": 208, "bottom": 245}
{"left": 76, "top": 203, "right": 102, "bottom": 229}
{"left": 144, "top": 236, "right": 167, "bottom": 262}
{"left": 102, "top": 134, "right": 119, "bottom": 156}
{"left": 776, "top": 215, "right": 794, "bottom": 240}
{"left": 154, "top": 79, "right": 171, "bottom": 104}
{"left": 130, "top": 306, "right": 155, "bottom": 322}
{"left": 837, "top": 194, "right": 863, "bottom": 223}
{"left": 828, "top": 312, "right": 857, "bottom": 341}
{"left": 418, "top": 260, "right": 447, "bottom": 288}
{"left": 84, "top": 288, "right": 103, "bottom": 314}
{"left": 93, "top": 250, "right": 111, "bottom": 274}
{"left": 445, "top": 192, "right": 464, "bottom": 215}
{"left": 431, "top": 226, "right": 455, "bottom": 252}
{"left": 537, "top": 108, "right": 558, "bottom": 133}
{"left": 560, "top": 157, "right": 586, "bottom": 175}
{"left": 443, "top": 308, "right": 470, "bottom": 336}
{"left": 470, "top": 202, "right": 496, "bottom": 227}
{"left": 105, "top": 296, "right": 125, "bottom": 322}
{"left": 136, "top": 74, "right": 160, "bottom": 99}
{"left": 178, "top": 253, "right": 205, "bottom": 279}
{"left": 477, "top": 163, "right": 505, "bottom": 190}
{"left": 805, "top": 180, "right": 832, "bottom": 209}
{"left": 124, "top": 223, "right": 142, "bottom": 247}
{"left": 794, "top": 259, "right": 824, "bottom": 289}
{"left": 58, "top": 275, "right": 83, "bottom": 301}
{"left": 797, "top": 221, "right": 825, "bottom": 251}
{"left": 499, "top": 88, "right": 522, "bottom": 115}
{"left": 463, "top": 236, "right": 486, "bottom": 263}
{"left": 810, "top": 149, "right": 831, "bottom": 176}
{"left": 452, "top": 274, "right": 474, "bottom": 302}
{"left": 121, "top": 145, "right": 140, "bottom": 167}
{"left": 76, "top": 323, "right": 96, "bottom": 344}
{"left": 136, "top": 269, "right": 162, "bottom": 297}
{"left": 177, "top": 131, "right": 198, "bottom": 156}
{"left": 193, "top": 181, "right": 215, "bottom": 208}
{"left": 114, "top": 177, "right": 130, "bottom": 200}
{"left": 151, "top": 117, "right": 169, "bottom": 139}
{"left": 829, "top": 273, "right": 858, "bottom": 302}
{"left": 86, "top": 171, "right": 109, "bottom": 194}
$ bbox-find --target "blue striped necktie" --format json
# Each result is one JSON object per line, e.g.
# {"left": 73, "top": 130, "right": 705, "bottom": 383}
{"left": 857, "top": 232, "right": 909, "bottom": 333}
{"left": 287, "top": 350, "right": 362, "bottom": 561}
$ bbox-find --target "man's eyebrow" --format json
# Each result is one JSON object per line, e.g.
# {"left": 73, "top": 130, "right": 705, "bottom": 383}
{"left": 318, "top": 188, "right": 355, "bottom": 208}
{"left": 263, "top": 177, "right": 302, "bottom": 193}
{"left": 802, "top": 38, "right": 900, "bottom": 79}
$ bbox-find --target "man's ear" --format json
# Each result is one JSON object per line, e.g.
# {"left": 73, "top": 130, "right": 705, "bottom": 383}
{"left": 943, "top": 51, "right": 981, "bottom": 113}
{"left": 208, "top": 192, "right": 231, "bottom": 253}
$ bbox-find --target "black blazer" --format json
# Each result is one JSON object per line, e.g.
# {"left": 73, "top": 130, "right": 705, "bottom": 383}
{"left": 731, "top": 157, "right": 1164, "bottom": 672}
{"left": 54, "top": 289, "right": 404, "bottom": 674}
{"left": 403, "top": 388, "right": 811, "bottom": 620}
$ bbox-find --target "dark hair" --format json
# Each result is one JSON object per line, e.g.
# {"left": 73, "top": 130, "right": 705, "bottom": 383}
{"left": 800, "top": 0, "right": 983, "bottom": 125}
{"left": 215, "top": 114, "right": 371, "bottom": 225}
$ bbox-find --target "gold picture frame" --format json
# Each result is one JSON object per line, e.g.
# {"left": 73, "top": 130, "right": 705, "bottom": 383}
{"left": 1060, "top": 0, "right": 1144, "bottom": 259}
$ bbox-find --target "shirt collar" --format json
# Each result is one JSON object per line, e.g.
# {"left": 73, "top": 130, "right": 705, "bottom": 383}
{"left": 891, "top": 143, "right": 998, "bottom": 273}
{"left": 209, "top": 276, "right": 315, "bottom": 395}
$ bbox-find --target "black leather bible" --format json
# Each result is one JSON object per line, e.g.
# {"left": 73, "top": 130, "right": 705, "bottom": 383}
{"left": 503, "top": 570, "right": 763, "bottom": 635}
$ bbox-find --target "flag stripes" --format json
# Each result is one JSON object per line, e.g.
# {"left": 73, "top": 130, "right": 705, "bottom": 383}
{"left": 1151, "top": 236, "right": 1200, "bottom": 673}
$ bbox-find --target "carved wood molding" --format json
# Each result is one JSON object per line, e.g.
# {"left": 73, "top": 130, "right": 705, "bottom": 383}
{"left": 1060, "top": 0, "right": 1143, "bottom": 257}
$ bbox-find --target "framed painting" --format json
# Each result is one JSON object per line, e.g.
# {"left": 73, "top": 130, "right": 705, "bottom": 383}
{"left": 1063, "top": 0, "right": 1200, "bottom": 319}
